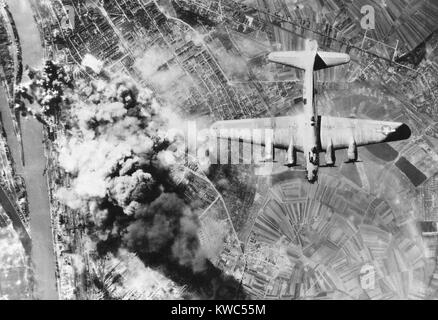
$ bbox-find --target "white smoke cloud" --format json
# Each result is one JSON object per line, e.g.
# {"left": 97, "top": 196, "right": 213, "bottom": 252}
{"left": 109, "top": 250, "right": 183, "bottom": 299}
{"left": 134, "top": 46, "right": 195, "bottom": 108}
{"left": 20, "top": 58, "right": 241, "bottom": 299}
{"left": 56, "top": 83, "right": 159, "bottom": 202}
{"left": 0, "top": 225, "right": 26, "bottom": 265}
{"left": 134, "top": 46, "right": 182, "bottom": 90}
{"left": 108, "top": 170, "right": 153, "bottom": 210}
{"left": 213, "top": 47, "right": 249, "bottom": 80}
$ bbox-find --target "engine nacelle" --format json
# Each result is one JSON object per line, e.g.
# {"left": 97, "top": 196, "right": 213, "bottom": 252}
{"left": 285, "top": 137, "right": 297, "bottom": 167}
{"left": 262, "top": 147, "right": 275, "bottom": 162}
{"left": 325, "top": 141, "right": 336, "bottom": 166}
{"left": 285, "top": 147, "right": 297, "bottom": 167}
{"left": 347, "top": 140, "right": 358, "bottom": 162}
{"left": 263, "top": 131, "right": 275, "bottom": 162}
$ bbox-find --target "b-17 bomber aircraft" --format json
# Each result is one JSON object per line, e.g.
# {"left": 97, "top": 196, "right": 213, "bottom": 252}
{"left": 212, "top": 39, "right": 411, "bottom": 183}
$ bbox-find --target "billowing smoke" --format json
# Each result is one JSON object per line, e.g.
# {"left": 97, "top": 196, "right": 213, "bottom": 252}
{"left": 133, "top": 46, "right": 195, "bottom": 109}
{"left": 155, "top": 0, "right": 178, "bottom": 18}
{"left": 21, "top": 62, "right": 244, "bottom": 299}
{"left": 0, "top": 224, "right": 30, "bottom": 299}
{"left": 121, "top": 193, "right": 206, "bottom": 272}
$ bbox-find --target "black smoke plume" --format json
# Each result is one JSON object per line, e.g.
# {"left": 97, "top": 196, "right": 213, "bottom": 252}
{"left": 20, "top": 61, "right": 246, "bottom": 299}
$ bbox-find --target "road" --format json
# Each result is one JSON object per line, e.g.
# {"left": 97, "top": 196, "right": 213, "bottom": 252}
{"left": 6, "top": 0, "right": 58, "bottom": 300}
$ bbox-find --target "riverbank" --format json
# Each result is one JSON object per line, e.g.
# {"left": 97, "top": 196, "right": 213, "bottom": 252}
{"left": 6, "top": 0, "right": 58, "bottom": 300}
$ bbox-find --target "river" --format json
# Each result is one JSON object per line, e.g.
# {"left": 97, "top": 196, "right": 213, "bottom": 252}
{"left": 5, "top": 0, "right": 58, "bottom": 300}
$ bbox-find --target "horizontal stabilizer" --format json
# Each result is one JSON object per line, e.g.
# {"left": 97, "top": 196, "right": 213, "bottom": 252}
{"left": 268, "top": 50, "right": 350, "bottom": 71}
{"left": 268, "top": 51, "right": 311, "bottom": 70}
{"left": 314, "top": 52, "right": 350, "bottom": 70}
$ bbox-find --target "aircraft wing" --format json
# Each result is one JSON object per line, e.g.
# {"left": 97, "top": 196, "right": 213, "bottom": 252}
{"left": 211, "top": 116, "right": 303, "bottom": 151}
{"left": 319, "top": 116, "right": 411, "bottom": 150}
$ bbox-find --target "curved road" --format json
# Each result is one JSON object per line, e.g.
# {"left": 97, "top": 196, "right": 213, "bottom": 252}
{"left": 5, "top": 0, "right": 58, "bottom": 300}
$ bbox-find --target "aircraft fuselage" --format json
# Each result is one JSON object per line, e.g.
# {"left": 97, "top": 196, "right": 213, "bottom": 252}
{"left": 301, "top": 44, "right": 320, "bottom": 183}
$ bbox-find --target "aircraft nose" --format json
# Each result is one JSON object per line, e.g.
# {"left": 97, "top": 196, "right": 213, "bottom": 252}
{"left": 267, "top": 52, "right": 279, "bottom": 64}
{"left": 211, "top": 122, "right": 220, "bottom": 130}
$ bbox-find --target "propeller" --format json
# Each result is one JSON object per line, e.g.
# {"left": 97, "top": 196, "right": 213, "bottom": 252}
{"left": 320, "top": 163, "right": 338, "bottom": 168}
{"left": 344, "top": 159, "right": 362, "bottom": 164}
